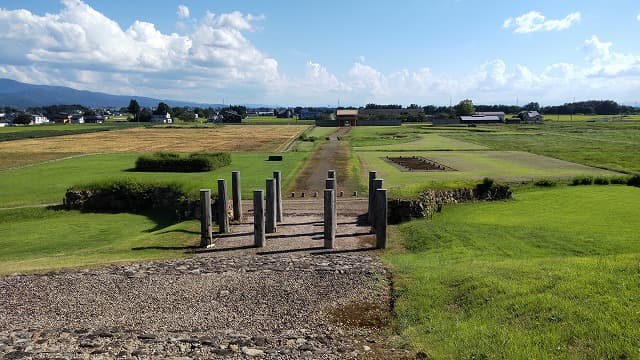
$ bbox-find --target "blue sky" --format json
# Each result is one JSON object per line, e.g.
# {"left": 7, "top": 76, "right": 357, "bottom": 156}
{"left": 1, "top": 0, "right": 639, "bottom": 106}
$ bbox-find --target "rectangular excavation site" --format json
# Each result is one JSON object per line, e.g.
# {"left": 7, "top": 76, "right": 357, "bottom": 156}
{"left": 385, "top": 156, "right": 455, "bottom": 171}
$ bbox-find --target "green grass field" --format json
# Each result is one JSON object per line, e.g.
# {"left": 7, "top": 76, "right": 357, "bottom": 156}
{"left": 289, "top": 126, "right": 338, "bottom": 152}
{"left": 0, "top": 207, "right": 199, "bottom": 274}
{"left": 0, "top": 152, "right": 308, "bottom": 207}
{"left": 440, "top": 121, "right": 640, "bottom": 173}
{"left": 357, "top": 150, "right": 615, "bottom": 198}
{"left": 386, "top": 185, "right": 640, "bottom": 359}
{"left": 539, "top": 114, "right": 640, "bottom": 122}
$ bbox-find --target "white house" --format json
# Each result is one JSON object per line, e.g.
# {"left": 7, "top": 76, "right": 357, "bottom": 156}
{"left": 151, "top": 113, "right": 172, "bottom": 124}
{"left": 30, "top": 114, "right": 49, "bottom": 125}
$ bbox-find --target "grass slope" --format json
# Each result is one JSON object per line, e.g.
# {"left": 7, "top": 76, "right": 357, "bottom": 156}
{"left": 0, "top": 207, "right": 199, "bottom": 274}
{"left": 0, "top": 152, "right": 308, "bottom": 207}
{"left": 386, "top": 186, "right": 640, "bottom": 359}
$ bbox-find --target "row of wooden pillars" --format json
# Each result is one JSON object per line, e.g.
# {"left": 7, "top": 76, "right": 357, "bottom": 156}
{"left": 199, "top": 169, "right": 387, "bottom": 250}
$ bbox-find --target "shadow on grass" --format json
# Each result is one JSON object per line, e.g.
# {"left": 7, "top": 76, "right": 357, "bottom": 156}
{"left": 131, "top": 245, "right": 199, "bottom": 251}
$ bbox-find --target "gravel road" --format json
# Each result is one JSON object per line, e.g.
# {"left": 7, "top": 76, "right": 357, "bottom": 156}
{"left": 0, "top": 200, "right": 412, "bottom": 359}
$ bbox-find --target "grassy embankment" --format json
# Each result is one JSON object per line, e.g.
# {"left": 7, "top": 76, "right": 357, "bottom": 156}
{"left": 366, "top": 120, "right": 640, "bottom": 358}
{"left": 386, "top": 185, "right": 640, "bottom": 359}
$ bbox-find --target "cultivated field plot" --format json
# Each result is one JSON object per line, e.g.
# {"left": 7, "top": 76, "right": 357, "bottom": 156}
{"left": 0, "top": 125, "right": 309, "bottom": 155}
{"left": 358, "top": 150, "right": 617, "bottom": 191}
{"left": 354, "top": 133, "right": 487, "bottom": 151}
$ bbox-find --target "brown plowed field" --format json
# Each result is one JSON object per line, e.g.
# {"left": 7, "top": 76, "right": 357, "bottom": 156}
{"left": 0, "top": 126, "right": 309, "bottom": 154}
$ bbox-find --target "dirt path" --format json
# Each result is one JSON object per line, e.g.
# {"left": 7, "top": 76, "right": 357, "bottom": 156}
{"left": 291, "top": 127, "right": 359, "bottom": 194}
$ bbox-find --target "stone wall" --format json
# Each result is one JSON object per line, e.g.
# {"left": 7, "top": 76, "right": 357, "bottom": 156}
{"left": 387, "top": 184, "right": 512, "bottom": 224}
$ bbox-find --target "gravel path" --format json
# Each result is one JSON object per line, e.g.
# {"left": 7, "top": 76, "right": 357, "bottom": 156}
{"left": 0, "top": 200, "right": 411, "bottom": 359}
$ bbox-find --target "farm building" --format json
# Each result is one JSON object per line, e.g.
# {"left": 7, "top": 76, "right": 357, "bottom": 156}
{"left": 459, "top": 115, "right": 503, "bottom": 124}
{"left": 359, "top": 108, "right": 424, "bottom": 123}
{"left": 48, "top": 113, "right": 72, "bottom": 124}
{"left": 520, "top": 111, "right": 543, "bottom": 123}
{"left": 276, "top": 108, "right": 294, "bottom": 118}
{"left": 474, "top": 111, "right": 505, "bottom": 121}
{"left": 431, "top": 117, "right": 461, "bottom": 126}
{"left": 30, "top": 114, "right": 49, "bottom": 125}
{"left": 151, "top": 113, "right": 172, "bottom": 124}
{"left": 84, "top": 115, "right": 104, "bottom": 123}
{"left": 70, "top": 114, "right": 85, "bottom": 124}
{"left": 299, "top": 110, "right": 321, "bottom": 120}
{"left": 208, "top": 110, "right": 242, "bottom": 123}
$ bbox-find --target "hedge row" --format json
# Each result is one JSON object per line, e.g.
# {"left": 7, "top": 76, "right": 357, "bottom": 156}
{"left": 65, "top": 179, "right": 193, "bottom": 214}
{"left": 134, "top": 152, "right": 231, "bottom": 172}
{"left": 570, "top": 174, "right": 640, "bottom": 187}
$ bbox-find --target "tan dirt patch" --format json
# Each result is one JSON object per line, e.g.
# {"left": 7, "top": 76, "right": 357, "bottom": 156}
{"left": 0, "top": 125, "right": 309, "bottom": 154}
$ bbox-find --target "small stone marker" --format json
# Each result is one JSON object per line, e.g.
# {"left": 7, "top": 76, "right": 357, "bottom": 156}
{"left": 375, "top": 188, "right": 388, "bottom": 249}
{"left": 324, "top": 189, "right": 335, "bottom": 249}
{"left": 273, "top": 171, "right": 283, "bottom": 222}
{"left": 199, "top": 189, "right": 212, "bottom": 247}
{"left": 232, "top": 171, "right": 242, "bottom": 222}
{"left": 217, "top": 179, "right": 230, "bottom": 233}
{"left": 265, "top": 179, "right": 277, "bottom": 233}
{"left": 253, "top": 190, "right": 265, "bottom": 247}
{"left": 368, "top": 171, "right": 377, "bottom": 223}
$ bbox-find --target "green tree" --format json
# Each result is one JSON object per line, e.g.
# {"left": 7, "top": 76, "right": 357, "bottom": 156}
{"left": 155, "top": 102, "right": 172, "bottom": 115}
{"left": 128, "top": 99, "right": 140, "bottom": 122}
{"left": 14, "top": 113, "right": 32, "bottom": 125}
{"left": 454, "top": 99, "right": 475, "bottom": 116}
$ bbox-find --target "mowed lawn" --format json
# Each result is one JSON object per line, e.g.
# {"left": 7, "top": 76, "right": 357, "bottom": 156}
{"left": 0, "top": 207, "right": 200, "bottom": 274}
{"left": 443, "top": 121, "right": 640, "bottom": 173}
{"left": 358, "top": 150, "right": 616, "bottom": 197}
{"left": 0, "top": 152, "right": 308, "bottom": 207}
{"left": 386, "top": 185, "right": 640, "bottom": 359}
{"left": 354, "top": 133, "right": 487, "bottom": 151}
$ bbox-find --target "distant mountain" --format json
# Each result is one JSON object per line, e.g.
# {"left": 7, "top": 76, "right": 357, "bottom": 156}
{"left": 0, "top": 78, "right": 223, "bottom": 109}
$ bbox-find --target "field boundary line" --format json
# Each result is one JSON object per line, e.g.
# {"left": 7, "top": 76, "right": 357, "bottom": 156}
{"left": 0, "top": 153, "right": 105, "bottom": 173}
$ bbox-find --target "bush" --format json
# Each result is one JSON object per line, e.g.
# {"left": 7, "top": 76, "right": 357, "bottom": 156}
{"left": 628, "top": 174, "right": 640, "bottom": 187}
{"left": 571, "top": 176, "right": 593, "bottom": 186}
{"left": 534, "top": 178, "right": 557, "bottom": 187}
{"left": 135, "top": 152, "right": 231, "bottom": 172}
{"left": 593, "top": 177, "right": 610, "bottom": 185}
{"left": 610, "top": 176, "right": 629, "bottom": 185}
{"left": 66, "top": 179, "right": 190, "bottom": 214}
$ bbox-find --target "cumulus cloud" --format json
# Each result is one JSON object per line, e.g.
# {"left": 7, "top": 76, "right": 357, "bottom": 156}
{"left": 503, "top": 11, "right": 581, "bottom": 33}
{"left": 0, "top": 0, "right": 277, "bottom": 101}
{"left": 177, "top": 5, "right": 190, "bottom": 19}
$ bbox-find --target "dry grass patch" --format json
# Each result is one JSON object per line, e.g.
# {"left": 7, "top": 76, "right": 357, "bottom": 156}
{"left": 0, "top": 126, "right": 309, "bottom": 154}
{"left": 0, "top": 152, "right": 80, "bottom": 170}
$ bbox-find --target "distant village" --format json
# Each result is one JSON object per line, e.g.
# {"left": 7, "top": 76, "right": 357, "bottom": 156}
{"left": 0, "top": 99, "right": 635, "bottom": 127}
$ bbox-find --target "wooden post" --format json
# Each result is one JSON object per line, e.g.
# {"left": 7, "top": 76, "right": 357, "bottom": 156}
{"left": 375, "top": 188, "right": 388, "bottom": 249}
{"left": 253, "top": 190, "right": 265, "bottom": 247}
{"left": 232, "top": 171, "right": 242, "bottom": 222}
{"left": 265, "top": 179, "right": 277, "bottom": 233}
{"left": 371, "top": 178, "right": 384, "bottom": 232}
{"left": 199, "top": 189, "right": 212, "bottom": 247}
{"left": 324, "top": 189, "right": 335, "bottom": 249}
{"left": 368, "top": 171, "right": 377, "bottom": 223}
{"left": 325, "top": 178, "right": 337, "bottom": 235}
{"left": 273, "top": 171, "right": 283, "bottom": 222}
{"left": 217, "top": 179, "right": 229, "bottom": 233}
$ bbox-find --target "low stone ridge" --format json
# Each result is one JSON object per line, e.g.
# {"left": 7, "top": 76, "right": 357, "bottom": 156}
{"left": 0, "top": 254, "right": 410, "bottom": 359}
{"left": 388, "top": 184, "right": 512, "bottom": 224}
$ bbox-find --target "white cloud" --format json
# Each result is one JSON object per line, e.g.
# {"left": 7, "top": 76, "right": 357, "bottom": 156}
{"left": 177, "top": 5, "right": 190, "bottom": 19}
{"left": 504, "top": 11, "right": 581, "bottom": 33}
{"left": 0, "top": 0, "right": 277, "bottom": 101}
{"left": 637, "top": 13, "right": 640, "bottom": 21}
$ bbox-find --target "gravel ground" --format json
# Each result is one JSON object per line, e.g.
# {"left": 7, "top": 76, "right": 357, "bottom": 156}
{"left": 0, "top": 200, "right": 412, "bottom": 359}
